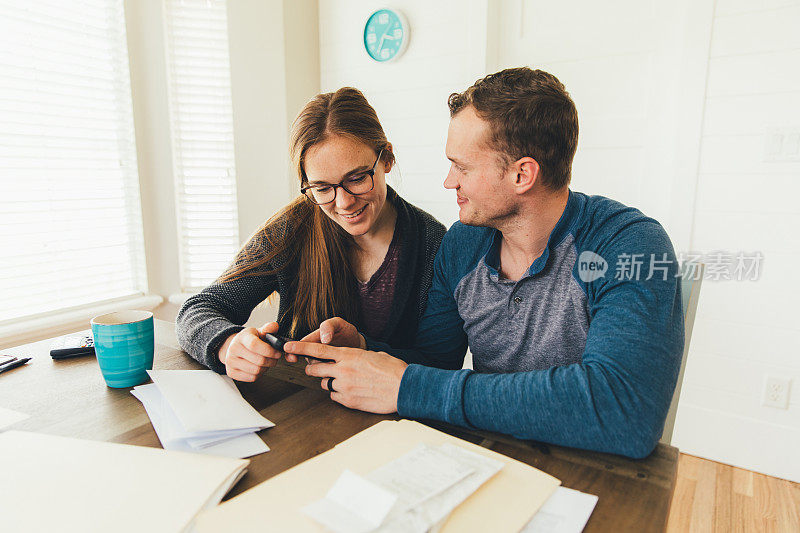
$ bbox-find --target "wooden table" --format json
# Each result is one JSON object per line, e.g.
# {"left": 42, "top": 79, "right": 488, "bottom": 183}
{"left": 2, "top": 319, "right": 679, "bottom": 532}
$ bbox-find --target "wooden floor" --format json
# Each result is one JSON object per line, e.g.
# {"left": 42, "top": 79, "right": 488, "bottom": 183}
{"left": 666, "top": 454, "right": 800, "bottom": 532}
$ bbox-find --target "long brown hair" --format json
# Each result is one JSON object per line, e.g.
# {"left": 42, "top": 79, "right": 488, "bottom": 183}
{"left": 218, "top": 87, "right": 395, "bottom": 336}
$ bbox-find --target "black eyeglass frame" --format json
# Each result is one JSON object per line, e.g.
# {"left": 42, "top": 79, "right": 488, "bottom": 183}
{"left": 301, "top": 149, "right": 384, "bottom": 205}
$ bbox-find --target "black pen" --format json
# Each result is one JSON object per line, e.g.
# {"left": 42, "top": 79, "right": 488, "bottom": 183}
{"left": 0, "top": 357, "right": 31, "bottom": 374}
{"left": 261, "top": 333, "right": 334, "bottom": 363}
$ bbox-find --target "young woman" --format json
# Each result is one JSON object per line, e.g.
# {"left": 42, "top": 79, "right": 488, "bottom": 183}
{"left": 176, "top": 88, "right": 446, "bottom": 382}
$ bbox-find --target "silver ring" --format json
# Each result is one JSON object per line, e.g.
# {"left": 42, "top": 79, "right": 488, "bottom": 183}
{"left": 327, "top": 377, "right": 336, "bottom": 393}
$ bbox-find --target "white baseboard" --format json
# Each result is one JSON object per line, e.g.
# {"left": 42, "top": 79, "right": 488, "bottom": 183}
{"left": 673, "top": 403, "right": 799, "bottom": 482}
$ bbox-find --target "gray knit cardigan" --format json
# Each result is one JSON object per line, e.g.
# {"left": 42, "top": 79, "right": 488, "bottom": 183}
{"left": 175, "top": 187, "right": 446, "bottom": 374}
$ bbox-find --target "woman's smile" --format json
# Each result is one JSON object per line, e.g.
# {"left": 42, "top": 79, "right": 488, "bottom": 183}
{"left": 339, "top": 204, "right": 367, "bottom": 221}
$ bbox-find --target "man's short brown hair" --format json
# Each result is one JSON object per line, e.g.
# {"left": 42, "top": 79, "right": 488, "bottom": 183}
{"left": 448, "top": 67, "right": 578, "bottom": 190}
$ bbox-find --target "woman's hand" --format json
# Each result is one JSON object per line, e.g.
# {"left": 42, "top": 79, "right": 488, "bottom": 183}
{"left": 218, "top": 322, "right": 283, "bottom": 382}
{"left": 298, "top": 317, "right": 366, "bottom": 349}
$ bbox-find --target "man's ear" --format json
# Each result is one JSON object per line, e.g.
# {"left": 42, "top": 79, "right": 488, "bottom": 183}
{"left": 513, "top": 157, "right": 540, "bottom": 194}
{"left": 383, "top": 142, "right": 394, "bottom": 173}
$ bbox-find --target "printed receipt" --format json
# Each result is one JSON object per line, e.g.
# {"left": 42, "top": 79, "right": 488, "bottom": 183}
{"left": 302, "top": 444, "right": 504, "bottom": 533}
{"left": 376, "top": 444, "right": 504, "bottom": 533}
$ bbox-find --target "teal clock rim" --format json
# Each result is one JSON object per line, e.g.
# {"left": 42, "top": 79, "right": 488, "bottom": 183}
{"left": 363, "top": 8, "right": 409, "bottom": 63}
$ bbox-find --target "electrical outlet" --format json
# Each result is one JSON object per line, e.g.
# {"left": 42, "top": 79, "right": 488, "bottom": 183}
{"left": 762, "top": 375, "right": 791, "bottom": 409}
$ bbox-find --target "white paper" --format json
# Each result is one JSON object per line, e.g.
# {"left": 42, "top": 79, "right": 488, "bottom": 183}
{"left": 132, "top": 384, "right": 269, "bottom": 459}
{"left": 303, "top": 470, "right": 398, "bottom": 533}
{"left": 328, "top": 470, "right": 398, "bottom": 525}
{"left": 377, "top": 444, "right": 503, "bottom": 533}
{"left": 147, "top": 370, "right": 275, "bottom": 432}
{"left": 521, "top": 486, "right": 599, "bottom": 533}
{"left": 183, "top": 377, "right": 263, "bottom": 447}
{"left": 186, "top": 428, "right": 262, "bottom": 449}
{"left": 133, "top": 384, "right": 255, "bottom": 445}
{"left": 303, "top": 444, "right": 489, "bottom": 533}
{"left": 0, "top": 406, "right": 29, "bottom": 430}
{"left": 368, "top": 444, "right": 475, "bottom": 515}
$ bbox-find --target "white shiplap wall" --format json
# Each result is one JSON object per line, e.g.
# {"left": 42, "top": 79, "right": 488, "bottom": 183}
{"left": 492, "top": 0, "right": 713, "bottom": 250}
{"left": 673, "top": 0, "right": 800, "bottom": 482}
{"left": 495, "top": 0, "right": 658, "bottom": 213}
{"left": 318, "top": 0, "right": 490, "bottom": 227}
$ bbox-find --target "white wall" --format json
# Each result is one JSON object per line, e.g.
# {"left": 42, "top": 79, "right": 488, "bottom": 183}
{"left": 673, "top": 0, "right": 800, "bottom": 482}
{"left": 491, "top": 0, "right": 714, "bottom": 252}
{"left": 319, "top": 0, "right": 800, "bottom": 481}
{"left": 319, "top": 0, "right": 491, "bottom": 227}
{"left": 227, "top": 0, "right": 321, "bottom": 242}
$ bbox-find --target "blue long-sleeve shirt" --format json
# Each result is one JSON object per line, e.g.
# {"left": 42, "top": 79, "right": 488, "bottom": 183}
{"left": 368, "top": 190, "right": 684, "bottom": 458}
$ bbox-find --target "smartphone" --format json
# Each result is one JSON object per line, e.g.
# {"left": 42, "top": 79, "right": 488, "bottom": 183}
{"left": 261, "top": 333, "right": 334, "bottom": 363}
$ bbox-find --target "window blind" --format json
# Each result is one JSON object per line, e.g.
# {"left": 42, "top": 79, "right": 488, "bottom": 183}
{"left": 164, "top": 0, "right": 239, "bottom": 292}
{"left": 0, "top": 0, "right": 147, "bottom": 324}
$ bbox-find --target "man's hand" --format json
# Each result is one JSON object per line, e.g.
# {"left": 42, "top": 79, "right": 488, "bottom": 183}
{"left": 283, "top": 341, "right": 407, "bottom": 414}
{"left": 219, "top": 322, "right": 282, "bottom": 382}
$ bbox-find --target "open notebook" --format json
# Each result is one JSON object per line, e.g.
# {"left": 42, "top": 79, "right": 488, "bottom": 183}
{"left": 0, "top": 430, "right": 248, "bottom": 533}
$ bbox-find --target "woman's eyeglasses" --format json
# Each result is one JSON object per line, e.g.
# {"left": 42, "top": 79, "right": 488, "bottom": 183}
{"left": 301, "top": 150, "right": 383, "bottom": 205}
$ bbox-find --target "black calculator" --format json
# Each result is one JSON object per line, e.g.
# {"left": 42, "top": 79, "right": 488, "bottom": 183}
{"left": 50, "top": 334, "right": 95, "bottom": 359}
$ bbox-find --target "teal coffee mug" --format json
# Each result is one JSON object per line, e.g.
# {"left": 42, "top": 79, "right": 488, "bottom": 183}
{"left": 90, "top": 310, "right": 154, "bottom": 388}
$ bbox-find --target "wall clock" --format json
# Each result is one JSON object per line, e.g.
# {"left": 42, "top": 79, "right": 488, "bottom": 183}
{"left": 363, "top": 9, "right": 409, "bottom": 62}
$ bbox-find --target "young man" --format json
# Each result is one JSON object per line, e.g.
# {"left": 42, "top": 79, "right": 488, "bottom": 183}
{"left": 284, "top": 68, "right": 684, "bottom": 459}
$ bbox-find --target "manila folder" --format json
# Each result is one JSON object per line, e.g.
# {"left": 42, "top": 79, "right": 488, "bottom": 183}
{"left": 0, "top": 430, "right": 249, "bottom": 533}
{"left": 195, "top": 420, "right": 561, "bottom": 532}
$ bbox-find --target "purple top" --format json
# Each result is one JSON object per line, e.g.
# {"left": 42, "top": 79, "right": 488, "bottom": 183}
{"left": 358, "top": 227, "right": 402, "bottom": 339}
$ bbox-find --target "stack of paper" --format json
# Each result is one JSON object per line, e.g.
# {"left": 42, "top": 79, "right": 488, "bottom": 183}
{"left": 303, "top": 443, "right": 504, "bottom": 533}
{"left": 132, "top": 369, "right": 274, "bottom": 459}
{"left": 194, "top": 420, "right": 562, "bottom": 533}
{"left": 0, "top": 430, "right": 249, "bottom": 532}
